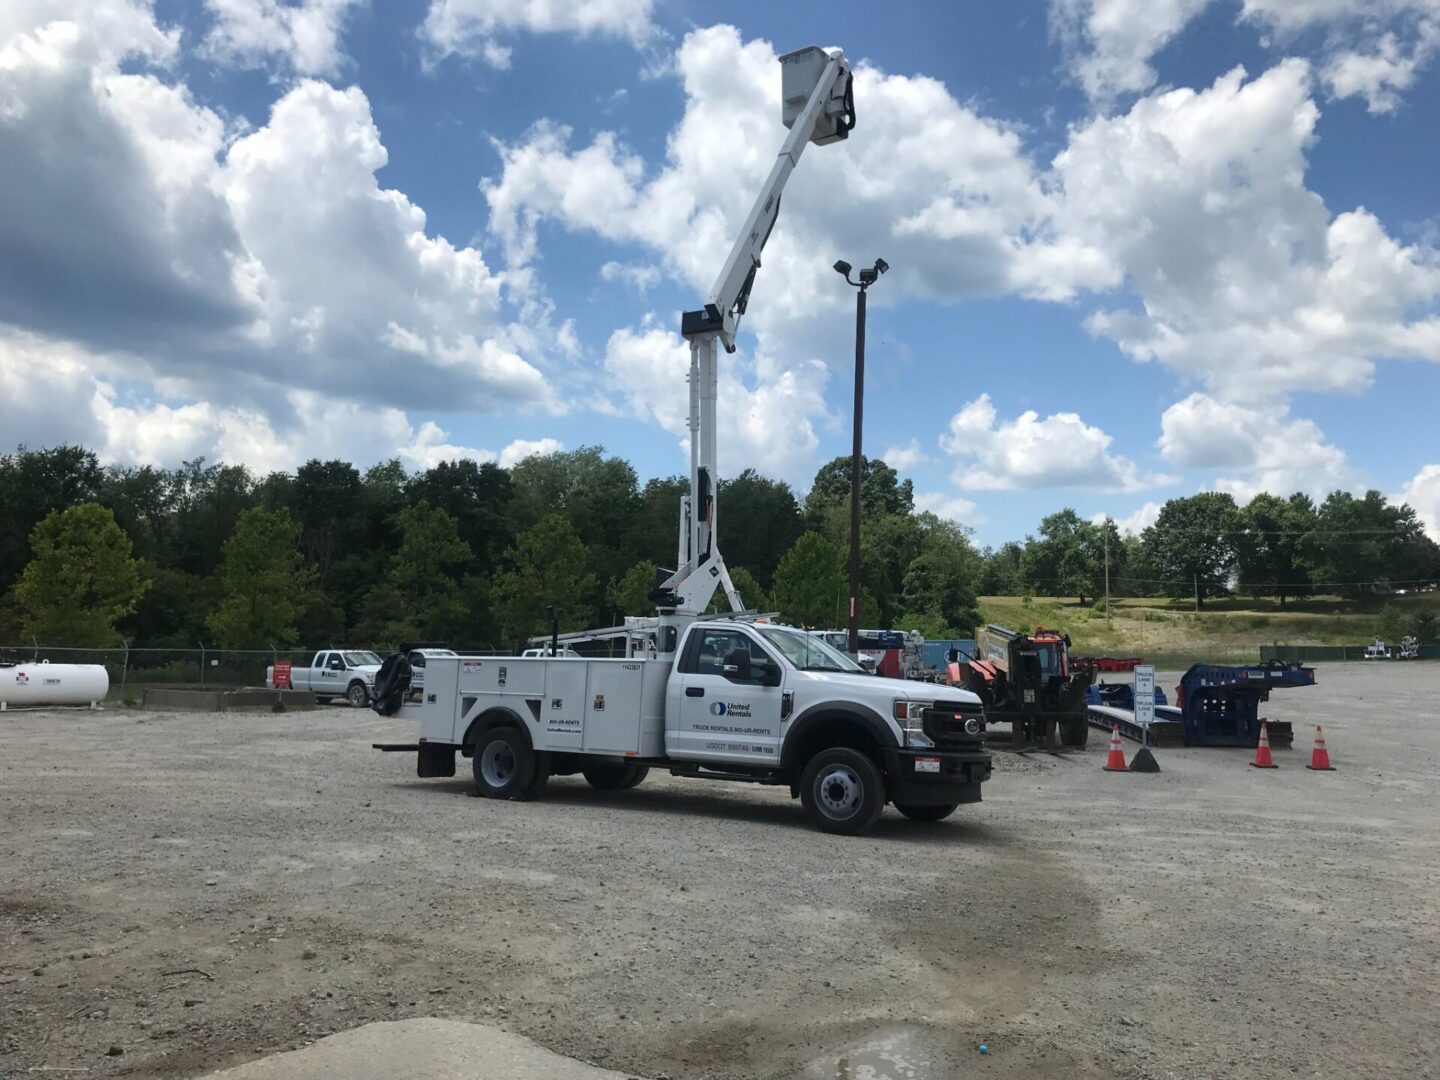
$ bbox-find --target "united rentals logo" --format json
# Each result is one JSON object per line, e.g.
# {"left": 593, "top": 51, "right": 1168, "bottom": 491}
{"left": 711, "top": 701, "right": 752, "bottom": 718}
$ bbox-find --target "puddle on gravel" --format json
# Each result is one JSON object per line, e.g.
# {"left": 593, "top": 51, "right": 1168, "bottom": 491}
{"left": 804, "top": 1026, "right": 949, "bottom": 1080}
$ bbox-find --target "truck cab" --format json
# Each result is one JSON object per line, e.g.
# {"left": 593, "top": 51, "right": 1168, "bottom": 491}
{"left": 385, "top": 619, "right": 990, "bottom": 835}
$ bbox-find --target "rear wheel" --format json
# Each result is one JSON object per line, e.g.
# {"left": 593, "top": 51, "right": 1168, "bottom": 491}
{"left": 583, "top": 763, "right": 645, "bottom": 791}
{"left": 472, "top": 726, "right": 535, "bottom": 799}
{"left": 895, "top": 803, "right": 958, "bottom": 822}
{"left": 799, "top": 748, "right": 885, "bottom": 835}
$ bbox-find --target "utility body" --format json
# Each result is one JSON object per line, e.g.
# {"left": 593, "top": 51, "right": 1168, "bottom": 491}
{"left": 380, "top": 620, "right": 989, "bottom": 834}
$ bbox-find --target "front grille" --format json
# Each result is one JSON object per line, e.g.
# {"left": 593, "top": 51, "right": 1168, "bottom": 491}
{"left": 922, "top": 704, "right": 986, "bottom": 750}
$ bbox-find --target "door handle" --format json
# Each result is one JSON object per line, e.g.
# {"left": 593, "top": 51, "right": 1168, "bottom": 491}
{"left": 685, "top": 687, "right": 705, "bottom": 698}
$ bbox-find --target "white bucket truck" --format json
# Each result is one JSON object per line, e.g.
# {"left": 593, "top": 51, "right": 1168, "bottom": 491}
{"left": 377, "top": 620, "right": 990, "bottom": 835}
{"left": 374, "top": 46, "right": 991, "bottom": 833}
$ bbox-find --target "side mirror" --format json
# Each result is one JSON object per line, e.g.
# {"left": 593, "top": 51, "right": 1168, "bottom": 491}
{"left": 753, "top": 658, "right": 782, "bottom": 687}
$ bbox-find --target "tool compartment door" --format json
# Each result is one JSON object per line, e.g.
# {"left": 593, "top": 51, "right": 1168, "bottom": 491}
{"left": 583, "top": 662, "right": 645, "bottom": 754}
{"left": 541, "top": 663, "right": 588, "bottom": 750}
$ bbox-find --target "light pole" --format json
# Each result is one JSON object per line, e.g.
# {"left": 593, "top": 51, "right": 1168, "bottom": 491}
{"left": 833, "top": 257, "right": 888, "bottom": 657}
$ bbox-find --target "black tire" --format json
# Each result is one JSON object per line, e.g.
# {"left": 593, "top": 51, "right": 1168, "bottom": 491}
{"left": 620, "top": 765, "right": 649, "bottom": 789}
{"left": 895, "top": 803, "right": 958, "bottom": 822}
{"left": 472, "top": 726, "right": 536, "bottom": 799}
{"left": 315, "top": 696, "right": 333, "bottom": 705}
{"left": 346, "top": 681, "right": 369, "bottom": 708}
{"left": 799, "top": 748, "right": 885, "bottom": 835}
{"left": 582, "top": 764, "right": 636, "bottom": 791}
{"left": 521, "top": 751, "right": 552, "bottom": 801}
{"left": 1059, "top": 716, "right": 1089, "bottom": 748}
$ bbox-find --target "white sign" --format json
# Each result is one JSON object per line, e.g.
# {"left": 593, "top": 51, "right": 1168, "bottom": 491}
{"left": 1134, "top": 665, "right": 1156, "bottom": 739}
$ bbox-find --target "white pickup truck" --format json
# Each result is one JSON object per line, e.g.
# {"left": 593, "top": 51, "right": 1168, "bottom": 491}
{"left": 374, "top": 619, "right": 991, "bottom": 835}
{"left": 269, "top": 650, "right": 382, "bottom": 707}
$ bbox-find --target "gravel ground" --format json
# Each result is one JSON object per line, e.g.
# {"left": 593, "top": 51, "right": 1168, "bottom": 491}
{"left": 2, "top": 663, "right": 1437, "bottom": 1080}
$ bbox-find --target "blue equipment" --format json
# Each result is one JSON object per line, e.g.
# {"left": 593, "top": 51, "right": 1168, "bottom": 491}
{"left": 1175, "top": 662, "right": 1315, "bottom": 748}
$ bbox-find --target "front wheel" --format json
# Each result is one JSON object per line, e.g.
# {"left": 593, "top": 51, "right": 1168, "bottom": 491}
{"left": 895, "top": 803, "right": 958, "bottom": 822}
{"left": 799, "top": 748, "right": 885, "bottom": 835}
{"left": 346, "top": 682, "right": 369, "bottom": 708}
{"left": 472, "top": 727, "right": 536, "bottom": 799}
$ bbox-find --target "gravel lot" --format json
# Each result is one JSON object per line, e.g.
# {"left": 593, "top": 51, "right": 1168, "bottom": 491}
{"left": 2, "top": 663, "right": 1438, "bottom": 1080}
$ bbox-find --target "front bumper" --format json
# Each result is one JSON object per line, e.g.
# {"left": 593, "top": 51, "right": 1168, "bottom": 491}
{"left": 883, "top": 746, "right": 992, "bottom": 806}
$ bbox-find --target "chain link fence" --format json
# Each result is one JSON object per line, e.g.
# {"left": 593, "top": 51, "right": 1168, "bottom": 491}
{"left": 0, "top": 644, "right": 324, "bottom": 700}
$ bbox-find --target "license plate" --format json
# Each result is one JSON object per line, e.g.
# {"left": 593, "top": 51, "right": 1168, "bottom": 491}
{"left": 915, "top": 757, "right": 940, "bottom": 773}
{"left": 1023, "top": 689, "right": 1035, "bottom": 703}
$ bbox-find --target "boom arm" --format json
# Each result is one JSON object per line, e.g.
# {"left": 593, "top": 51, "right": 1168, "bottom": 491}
{"left": 653, "top": 46, "right": 855, "bottom": 627}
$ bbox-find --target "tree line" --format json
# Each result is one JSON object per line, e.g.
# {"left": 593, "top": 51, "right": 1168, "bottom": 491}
{"left": 1, "top": 445, "right": 1435, "bottom": 651}
{"left": 983, "top": 492, "right": 1439, "bottom": 609}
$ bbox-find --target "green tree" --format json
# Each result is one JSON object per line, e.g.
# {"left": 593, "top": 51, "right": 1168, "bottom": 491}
{"left": 14, "top": 503, "right": 146, "bottom": 645}
{"left": 0, "top": 446, "right": 103, "bottom": 593}
{"left": 771, "top": 532, "right": 848, "bottom": 627}
{"left": 707, "top": 566, "right": 769, "bottom": 614}
{"left": 1236, "top": 493, "right": 1317, "bottom": 604}
{"left": 1301, "top": 490, "right": 1435, "bottom": 598}
{"left": 804, "top": 455, "right": 913, "bottom": 523}
{"left": 207, "top": 507, "right": 312, "bottom": 648}
{"left": 1022, "top": 509, "right": 1109, "bottom": 605}
{"left": 608, "top": 560, "right": 659, "bottom": 618}
{"left": 979, "top": 541, "right": 1028, "bottom": 595}
{"left": 492, "top": 514, "right": 598, "bottom": 646}
{"left": 363, "top": 501, "right": 474, "bottom": 644}
{"left": 717, "top": 470, "right": 803, "bottom": 587}
{"left": 1141, "top": 493, "right": 1242, "bottom": 607}
{"left": 899, "top": 518, "right": 982, "bottom": 633}
{"left": 508, "top": 447, "right": 640, "bottom": 610}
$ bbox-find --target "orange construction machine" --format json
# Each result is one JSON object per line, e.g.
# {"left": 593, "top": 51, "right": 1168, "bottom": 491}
{"left": 946, "top": 624, "right": 1094, "bottom": 750}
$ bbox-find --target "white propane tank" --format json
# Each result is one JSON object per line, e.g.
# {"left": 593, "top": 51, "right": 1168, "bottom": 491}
{"left": 0, "top": 662, "right": 109, "bottom": 708}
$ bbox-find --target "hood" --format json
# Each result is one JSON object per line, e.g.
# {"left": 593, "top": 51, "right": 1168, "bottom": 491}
{"left": 792, "top": 668, "right": 981, "bottom": 706}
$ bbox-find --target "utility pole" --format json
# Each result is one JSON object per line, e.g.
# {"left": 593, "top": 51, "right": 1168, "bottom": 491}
{"left": 833, "top": 258, "right": 889, "bottom": 656}
{"left": 1194, "top": 573, "right": 1200, "bottom": 613}
{"left": 1104, "top": 524, "right": 1111, "bottom": 626}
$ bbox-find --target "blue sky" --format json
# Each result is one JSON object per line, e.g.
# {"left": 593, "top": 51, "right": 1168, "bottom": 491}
{"left": 1, "top": 0, "right": 1438, "bottom": 547}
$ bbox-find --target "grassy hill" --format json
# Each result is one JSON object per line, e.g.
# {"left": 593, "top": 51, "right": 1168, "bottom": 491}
{"left": 974, "top": 593, "right": 1440, "bottom": 668}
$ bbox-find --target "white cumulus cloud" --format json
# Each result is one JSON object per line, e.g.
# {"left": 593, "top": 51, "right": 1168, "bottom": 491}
{"left": 914, "top": 492, "right": 981, "bottom": 526}
{"left": 602, "top": 324, "right": 830, "bottom": 485}
{"left": 1399, "top": 464, "right": 1440, "bottom": 542}
{"left": 0, "top": 2, "right": 566, "bottom": 473}
{"left": 1055, "top": 61, "right": 1440, "bottom": 398}
{"left": 1158, "top": 392, "right": 1358, "bottom": 499}
{"left": 1055, "top": 0, "right": 1440, "bottom": 112}
{"left": 940, "top": 394, "right": 1171, "bottom": 493}
{"left": 882, "top": 439, "right": 927, "bottom": 472}
{"left": 201, "top": 0, "right": 365, "bottom": 76}
{"left": 421, "top": 0, "right": 656, "bottom": 65}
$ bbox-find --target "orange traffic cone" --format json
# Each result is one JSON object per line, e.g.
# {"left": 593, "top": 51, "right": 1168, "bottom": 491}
{"left": 1104, "top": 724, "right": 1129, "bottom": 772}
{"left": 1306, "top": 725, "right": 1335, "bottom": 771}
{"left": 1251, "top": 720, "right": 1278, "bottom": 769}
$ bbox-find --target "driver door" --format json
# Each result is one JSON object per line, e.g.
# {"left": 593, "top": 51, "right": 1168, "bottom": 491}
{"left": 673, "top": 628, "right": 784, "bottom": 766}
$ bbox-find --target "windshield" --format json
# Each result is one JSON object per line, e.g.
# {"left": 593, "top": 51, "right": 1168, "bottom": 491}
{"left": 344, "top": 651, "right": 382, "bottom": 666}
{"left": 759, "top": 628, "right": 864, "bottom": 673}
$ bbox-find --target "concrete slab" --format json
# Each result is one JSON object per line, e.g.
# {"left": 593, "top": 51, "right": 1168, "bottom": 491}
{"left": 198, "top": 1018, "right": 633, "bottom": 1080}
{"left": 143, "top": 687, "right": 318, "bottom": 712}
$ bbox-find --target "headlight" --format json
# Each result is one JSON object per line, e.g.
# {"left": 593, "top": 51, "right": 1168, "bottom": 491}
{"left": 893, "top": 700, "right": 935, "bottom": 748}
{"left": 964, "top": 717, "right": 981, "bottom": 735}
